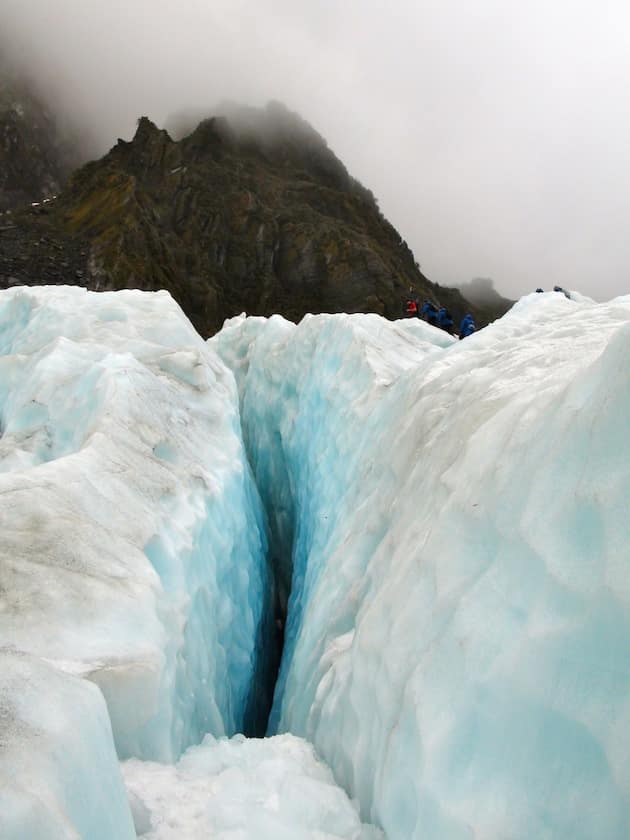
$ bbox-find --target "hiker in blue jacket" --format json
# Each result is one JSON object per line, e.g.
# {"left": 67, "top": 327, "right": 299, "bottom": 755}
{"left": 421, "top": 300, "right": 439, "bottom": 326}
{"left": 459, "top": 313, "right": 476, "bottom": 339}
{"left": 437, "top": 307, "right": 454, "bottom": 334}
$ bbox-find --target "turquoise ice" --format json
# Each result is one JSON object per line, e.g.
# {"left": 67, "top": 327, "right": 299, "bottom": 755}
{"left": 0, "top": 286, "right": 271, "bottom": 761}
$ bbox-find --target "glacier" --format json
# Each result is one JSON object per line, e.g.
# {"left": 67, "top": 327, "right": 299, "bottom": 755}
{"left": 1, "top": 284, "right": 629, "bottom": 839}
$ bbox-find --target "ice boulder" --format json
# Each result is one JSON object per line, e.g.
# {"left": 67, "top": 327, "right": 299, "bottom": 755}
{"left": 122, "top": 732, "right": 383, "bottom": 839}
{"left": 0, "top": 649, "right": 135, "bottom": 840}
{"left": 0, "top": 286, "right": 271, "bottom": 762}
{"left": 213, "top": 296, "right": 630, "bottom": 839}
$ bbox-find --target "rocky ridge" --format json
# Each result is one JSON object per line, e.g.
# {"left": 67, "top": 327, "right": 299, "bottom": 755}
{"left": 0, "top": 101, "right": 510, "bottom": 335}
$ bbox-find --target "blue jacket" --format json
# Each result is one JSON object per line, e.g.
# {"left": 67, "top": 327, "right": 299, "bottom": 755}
{"left": 459, "top": 314, "right": 476, "bottom": 338}
{"left": 437, "top": 308, "right": 453, "bottom": 330}
{"left": 421, "top": 301, "right": 438, "bottom": 323}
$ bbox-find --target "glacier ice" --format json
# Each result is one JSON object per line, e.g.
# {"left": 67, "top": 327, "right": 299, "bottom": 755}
{"left": 0, "top": 285, "right": 272, "bottom": 764}
{"left": 1, "top": 284, "right": 630, "bottom": 839}
{"left": 0, "top": 650, "right": 135, "bottom": 840}
{"left": 213, "top": 293, "right": 630, "bottom": 839}
{"left": 122, "top": 733, "right": 383, "bottom": 839}
{"left": 0, "top": 286, "right": 383, "bottom": 839}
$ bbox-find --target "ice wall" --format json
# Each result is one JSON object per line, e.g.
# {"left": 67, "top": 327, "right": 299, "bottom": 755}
{"left": 0, "top": 286, "right": 271, "bottom": 765}
{"left": 213, "top": 295, "right": 630, "bottom": 839}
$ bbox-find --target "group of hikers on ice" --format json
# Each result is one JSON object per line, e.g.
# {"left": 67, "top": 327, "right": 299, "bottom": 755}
{"left": 403, "top": 284, "right": 570, "bottom": 339}
{"left": 403, "top": 291, "right": 476, "bottom": 339}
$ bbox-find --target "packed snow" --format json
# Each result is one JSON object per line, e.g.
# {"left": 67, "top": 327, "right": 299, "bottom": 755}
{"left": 1, "top": 285, "right": 629, "bottom": 839}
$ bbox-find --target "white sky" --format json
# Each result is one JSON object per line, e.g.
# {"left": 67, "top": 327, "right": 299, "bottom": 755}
{"left": 2, "top": 0, "right": 630, "bottom": 300}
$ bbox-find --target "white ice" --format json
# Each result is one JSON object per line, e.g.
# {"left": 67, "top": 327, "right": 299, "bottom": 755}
{"left": 123, "top": 733, "right": 383, "bottom": 839}
{"left": 213, "top": 292, "right": 630, "bottom": 839}
{"left": 0, "top": 650, "right": 135, "bottom": 840}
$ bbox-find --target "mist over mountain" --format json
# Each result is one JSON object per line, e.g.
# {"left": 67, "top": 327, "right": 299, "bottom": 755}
{"left": 0, "top": 69, "right": 89, "bottom": 211}
{"left": 457, "top": 276, "right": 514, "bottom": 309}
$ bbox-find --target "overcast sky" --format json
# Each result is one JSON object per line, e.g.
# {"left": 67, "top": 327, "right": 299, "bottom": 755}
{"left": 2, "top": 0, "right": 630, "bottom": 300}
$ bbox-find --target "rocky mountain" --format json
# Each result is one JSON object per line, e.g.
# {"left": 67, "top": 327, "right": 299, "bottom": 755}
{"left": 0, "top": 72, "right": 83, "bottom": 211}
{"left": 0, "top": 100, "right": 508, "bottom": 335}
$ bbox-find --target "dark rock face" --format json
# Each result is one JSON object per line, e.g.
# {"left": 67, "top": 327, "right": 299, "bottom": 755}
{"left": 0, "top": 206, "right": 91, "bottom": 288}
{"left": 1, "top": 101, "right": 495, "bottom": 335}
{"left": 0, "top": 75, "right": 81, "bottom": 212}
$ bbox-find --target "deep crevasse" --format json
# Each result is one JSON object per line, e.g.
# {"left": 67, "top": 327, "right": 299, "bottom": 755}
{"left": 0, "top": 286, "right": 380, "bottom": 840}
{"left": 211, "top": 312, "right": 453, "bottom": 737}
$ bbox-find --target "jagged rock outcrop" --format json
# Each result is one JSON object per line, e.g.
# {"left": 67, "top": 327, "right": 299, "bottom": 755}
{"left": 1, "top": 102, "right": 501, "bottom": 334}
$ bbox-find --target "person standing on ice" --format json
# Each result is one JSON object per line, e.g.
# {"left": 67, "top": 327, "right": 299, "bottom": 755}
{"left": 403, "top": 288, "right": 420, "bottom": 318}
{"left": 459, "top": 313, "right": 476, "bottom": 339}
{"left": 404, "top": 298, "right": 418, "bottom": 317}
{"left": 437, "top": 306, "right": 454, "bottom": 334}
{"left": 421, "top": 300, "right": 439, "bottom": 326}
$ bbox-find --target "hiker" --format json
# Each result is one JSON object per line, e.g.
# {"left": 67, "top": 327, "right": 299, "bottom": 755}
{"left": 404, "top": 297, "right": 418, "bottom": 318}
{"left": 437, "top": 307, "right": 454, "bottom": 334}
{"left": 459, "top": 313, "right": 476, "bottom": 339}
{"left": 421, "top": 300, "right": 439, "bottom": 326}
{"left": 553, "top": 285, "right": 570, "bottom": 299}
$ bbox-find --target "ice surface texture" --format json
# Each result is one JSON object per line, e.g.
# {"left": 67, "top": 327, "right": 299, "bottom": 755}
{"left": 213, "top": 294, "right": 630, "bottom": 839}
{"left": 0, "top": 650, "right": 135, "bottom": 840}
{"left": 0, "top": 288, "right": 270, "bottom": 772}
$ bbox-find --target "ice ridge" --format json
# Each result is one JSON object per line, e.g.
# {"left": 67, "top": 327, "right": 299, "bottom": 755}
{"left": 0, "top": 286, "right": 272, "bottom": 764}
{"left": 213, "top": 294, "right": 630, "bottom": 839}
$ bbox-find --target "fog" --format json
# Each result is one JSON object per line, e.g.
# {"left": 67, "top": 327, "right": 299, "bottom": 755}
{"left": 456, "top": 277, "right": 511, "bottom": 309}
{"left": 2, "top": 0, "right": 630, "bottom": 301}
